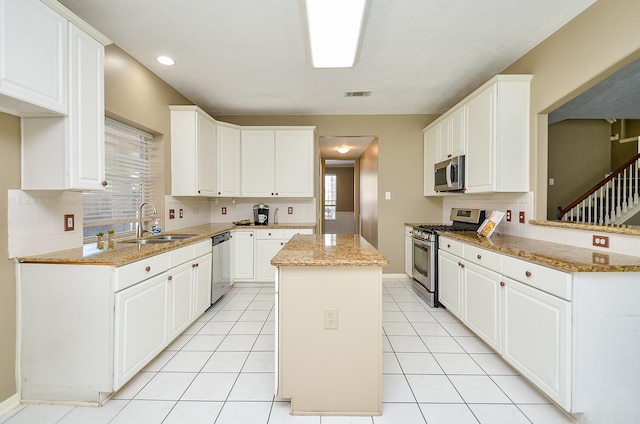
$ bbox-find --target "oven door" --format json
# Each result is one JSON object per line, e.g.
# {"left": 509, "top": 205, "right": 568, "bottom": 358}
{"left": 411, "top": 236, "right": 435, "bottom": 292}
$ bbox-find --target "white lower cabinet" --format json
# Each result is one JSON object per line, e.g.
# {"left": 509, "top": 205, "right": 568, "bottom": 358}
{"left": 256, "top": 229, "right": 285, "bottom": 282}
{"left": 404, "top": 225, "right": 413, "bottom": 276}
{"left": 232, "top": 229, "right": 255, "bottom": 282}
{"left": 463, "top": 261, "right": 502, "bottom": 352}
{"left": 437, "top": 250, "right": 463, "bottom": 319}
{"left": 19, "top": 239, "right": 213, "bottom": 403}
{"left": 114, "top": 272, "right": 168, "bottom": 390}
{"left": 502, "top": 276, "right": 571, "bottom": 409}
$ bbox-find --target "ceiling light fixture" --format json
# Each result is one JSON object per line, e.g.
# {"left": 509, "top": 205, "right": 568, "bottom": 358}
{"left": 156, "top": 56, "right": 175, "bottom": 66}
{"left": 305, "top": 0, "right": 367, "bottom": 68}
{"left": 336, "top": 146, "right": 351, "bottom": 154}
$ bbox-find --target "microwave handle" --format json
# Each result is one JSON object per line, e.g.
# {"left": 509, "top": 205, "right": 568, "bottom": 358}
{"left": 446, "top": 161, "right": 453, "bottom": 187}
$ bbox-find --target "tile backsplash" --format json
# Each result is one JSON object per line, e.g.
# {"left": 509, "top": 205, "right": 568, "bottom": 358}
{"left": 8, "top": 190, "right": 83, "bottom": 258}
{"left": 209, "top": 198, "right": 317, "bottom": 225}
{"left": 443, "top": 191, "right": 640, "bottom": 257}
{"left": 163, "top": 196, "right": 212, "bottom": 232}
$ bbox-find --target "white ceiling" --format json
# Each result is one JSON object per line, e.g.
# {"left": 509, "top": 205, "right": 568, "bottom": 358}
{"left": 58, "top": 0, "right": 597, "bottom": 117}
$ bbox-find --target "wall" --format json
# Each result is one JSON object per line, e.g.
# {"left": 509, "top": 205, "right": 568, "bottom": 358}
{"left": 359, "top": 139, "right": 379, "bottom": 247}
{"left": 502, "top": 0, "right": 640, "bottom": 220}
{"left": 611, "top": 119, "right": 640, "bottom": 169}
{"left": 0, "top": 112, "right": 20, "bottom": 406}
{"left": 214, "top": 115, "right": 440, "bottom": 272}
{"left": 104, "top": 44, "right": 193, "bottom": 225}
{"left": 332, "top": 166, "right": 355, "bottom": 212}
{"left": 547, "top": 119, "right": 611, "bottom": 219}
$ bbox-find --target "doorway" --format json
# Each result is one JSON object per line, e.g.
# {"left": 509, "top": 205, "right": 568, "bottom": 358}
{"left": 319, "top": 136, "right": 378, "bottom": 244}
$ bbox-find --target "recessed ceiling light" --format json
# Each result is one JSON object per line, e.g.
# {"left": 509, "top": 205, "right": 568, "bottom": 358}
{"left": 336, "top": 146, "right": 351, "bottom": 154}
{"left": 157, "top": 56, "right": 175, "bottom": 66}
{"left": 305, "top": 0, "right": 367, "bottom": 68}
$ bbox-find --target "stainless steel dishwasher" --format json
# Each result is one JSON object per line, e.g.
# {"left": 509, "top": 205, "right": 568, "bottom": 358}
{"left": 211, "top": 231, "right": 231, "bottom": 304}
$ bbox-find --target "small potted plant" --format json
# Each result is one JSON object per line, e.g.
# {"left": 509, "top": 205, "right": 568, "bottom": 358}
{"left": 96, "top": 232, "right": 105, "bottom": 250}
{"left": 107, "top": 229, "right": 115, "bottom": 248}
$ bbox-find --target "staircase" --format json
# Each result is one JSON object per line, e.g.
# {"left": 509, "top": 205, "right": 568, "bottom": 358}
{"left": 558, "top": 153, "right": 640, "bottom": 225}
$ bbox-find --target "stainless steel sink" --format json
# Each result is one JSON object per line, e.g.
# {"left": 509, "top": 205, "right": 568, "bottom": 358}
{"left": 122, "top": 234, "right": 196, "bottom": 244}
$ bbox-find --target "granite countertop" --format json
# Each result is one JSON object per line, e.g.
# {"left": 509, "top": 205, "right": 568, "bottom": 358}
{"left": 530, "top": 220, "right": 640, "bottom": 236}
{"left": 271, "top": 234, "right": 389, "bottom": 267}
{"left": 18, "top": 223, "right": 316, "bottom": 266}
{"left": 441, "top": 231, "right": 640, "bottom": 272}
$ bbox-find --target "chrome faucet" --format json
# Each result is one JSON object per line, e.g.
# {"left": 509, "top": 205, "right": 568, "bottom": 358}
{"left": 136, "top": 201, "right": 158, "bottom": 238}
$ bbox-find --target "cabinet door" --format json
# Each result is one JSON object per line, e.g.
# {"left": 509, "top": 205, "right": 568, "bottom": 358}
{"left": 196, "top": 113, "right": 217, "bottom": 196}
{"left": 167, "top": 262, "right": 192, "bottom": 340}
{"left": 216, "top": 125, "right": 241, "bottom": 196}
{"left": 114, "top": 273, "right": 168, "bottom": 390}
{"left": 438, "top": 250, "right": 463, "bottom": 319}
{"left": 423, "top": 127, "right": 438, "bottom": 196}
{"left": 275, "top": 130, "right": 314, "bottom": 197}
{"left": 465, "top": 85, "right": 495, "bottom": 193}
{"left": 404, "top": 235, "right": 413, "bottom": 276}
{"left": 233, "top": 230, "right": 255, "bottom": 281}
{"left": 256, "top": 239, "right": 284, "bottom": 282}
{"left": 68, "top": 23, "right": 105, "bottom": 190}
{"left": 449, "top": 106, "right": 466, "bottom": 158}
{"left": 435, "top": 120, "right": 450, "bottom": 162}
{"left": 502, "top": 276, "right": 571, "bottom": 409}
{"left": 193, "top": 253, "right": 212, "bottom": 317}
{"left": 242, "top": 130, "right": 275, "bottom": 196}
{"left": 463, "top": 262, "right": 502, "bottom": 352}
{"left": 0, "top": 0, "right": 68, "bottom": 114}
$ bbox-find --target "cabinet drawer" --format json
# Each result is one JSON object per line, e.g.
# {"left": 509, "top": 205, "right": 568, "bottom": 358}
{"left": 114, "top": 252, "right": 171, "bottom": 292}
{"left": 193, "top": 239, "right": 212, "bottom": 257}
{"left": 464, "top": 245, "right": 501, "bottom": 271}
{"left": 170, "top": 245, "right": 193, "bottom": 267}
{"left": 256, "top": 229, "right": 284, "bottom": 239}
{"left": 439, "top": 237, "right": 464, "bottom": 257}
{"left": 284, "top": 228, "right": 313, "bottom": 240}
{"left": 502, "top": 256, "right": 572, "bottom": 301}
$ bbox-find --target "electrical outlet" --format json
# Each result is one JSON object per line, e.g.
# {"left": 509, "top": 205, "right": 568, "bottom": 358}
{"left": 506, "top": 210, "right": 512, "bottom": 222}
{"left": 519, "top": 211, "right": 525, "bottom": 223}
{"left": 64, "top": 214, "right": 74, "bottom": 231}
{"left": 592, "top": 235, "right": 610, "bottom": 248}
{"left": 288, "top": 207, "right": 293, "bottom": 214}
{"left": 222, "top": 207, "right": 227, "bottom": 215}
{"left": 324, "top": 307, "right": 338, "bottom": 330}
{"left": 169, "top": 209, "right": 175, "bottom": 219}
{"left": 179, "top": 209, "right": 184, "bottom": 218}
{"left": 592, "top": 252, "right": 610, "bottom": 265}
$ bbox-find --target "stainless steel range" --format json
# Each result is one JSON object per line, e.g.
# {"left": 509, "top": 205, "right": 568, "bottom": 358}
{"left": 411, "top": 208, "right": 485, "bottom": 307}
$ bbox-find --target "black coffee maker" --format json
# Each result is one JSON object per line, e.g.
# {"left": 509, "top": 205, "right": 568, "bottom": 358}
{"left": 253, "top": 203, "right": 269, "bottom": 225}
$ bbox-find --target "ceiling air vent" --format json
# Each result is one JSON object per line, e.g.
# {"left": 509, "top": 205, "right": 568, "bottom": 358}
{"left": 345, "top": 91, "right": 372, "bottom": 97}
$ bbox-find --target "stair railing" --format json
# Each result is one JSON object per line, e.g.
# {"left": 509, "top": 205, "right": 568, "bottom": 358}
{"left": 558, "top": 153, "right": 640, "bottom": 224}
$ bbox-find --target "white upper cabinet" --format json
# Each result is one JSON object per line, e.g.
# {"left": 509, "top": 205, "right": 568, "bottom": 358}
{"left": 242, "top": 130, "right": 276, "bottom": 197}
{"left": 465, "top": 75, "right": 531, "bottom": 193}
{"left": 423, "top": 74, "right": 531, "bottom": 196}
{"left": 0, "top": 0, "right": 68, "bottom": 116}
{"left": 216, "top": 124, "right": 241, "bottom": 197}
{"left": 21, "top": 22, "right": 106, "bottom": 190}
{"left": 242, "top": 128, "right": 315, "bottom": 197}
{"left": 436, "top": 106, "right": 466, "bottom": 162}
{"left": 170, "top": 106, "right": 217, "bottom": 196}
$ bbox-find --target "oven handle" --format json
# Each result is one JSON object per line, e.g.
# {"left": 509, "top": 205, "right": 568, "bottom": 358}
{"left": 412, "top": 236, "right": 431, "bottom": 248}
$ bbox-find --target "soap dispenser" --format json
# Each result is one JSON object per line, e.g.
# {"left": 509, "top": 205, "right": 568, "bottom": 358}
{"left": 151, "top": 219, "right": 161, "bottom": 234}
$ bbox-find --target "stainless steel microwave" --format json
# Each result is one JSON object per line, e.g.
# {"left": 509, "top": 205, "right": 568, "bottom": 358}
{"left": 434, "top": 155, "right": 465, "bottom": 192}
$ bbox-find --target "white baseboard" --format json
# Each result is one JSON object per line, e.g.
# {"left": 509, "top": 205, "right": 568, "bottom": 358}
{"left": 382, "top": 273, "right": 412, "bottom": 279}
{"left": 0, "top": 393, "right": 21, "bottom": 420}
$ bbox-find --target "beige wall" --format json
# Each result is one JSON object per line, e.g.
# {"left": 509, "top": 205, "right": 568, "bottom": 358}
{"left": 104, "top": 45, "right": 192, "bottom": 210}
{"left": 216, "top": 115, "right": 440, "bottom": 272}
{"left": 359, "top": 139, "right": 379, "bottom": 247}
{"left": 611, "top": 119, "right": 640, "bottom": 169}
{"left": 503, "top": 0, "right": 640, "bottom": 219}
{"left": 0, "top": 112, "right": 20, "bottom": 403}
{"left": 547, "top": 120, "right": 611, "bottom": 219}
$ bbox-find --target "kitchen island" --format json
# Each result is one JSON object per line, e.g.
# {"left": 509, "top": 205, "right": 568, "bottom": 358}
{"left": 271, "top": 234, "right": 389, "bottom": 416}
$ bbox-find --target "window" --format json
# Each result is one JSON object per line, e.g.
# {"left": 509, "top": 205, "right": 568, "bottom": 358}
{"left": 83, "top": 118, "right": 153, "bottom": 240}
{"left": 324, "top": 174, "right": 337, "bottom": 220}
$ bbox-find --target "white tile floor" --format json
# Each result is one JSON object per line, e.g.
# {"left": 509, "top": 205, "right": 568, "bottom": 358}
{"left": 0, "top": 276, "right": 577, "bottom": 424}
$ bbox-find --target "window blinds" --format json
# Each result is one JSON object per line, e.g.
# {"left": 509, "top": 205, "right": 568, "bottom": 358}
{"left": 82, "top": 118, "right": 153, "bottom": 240}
